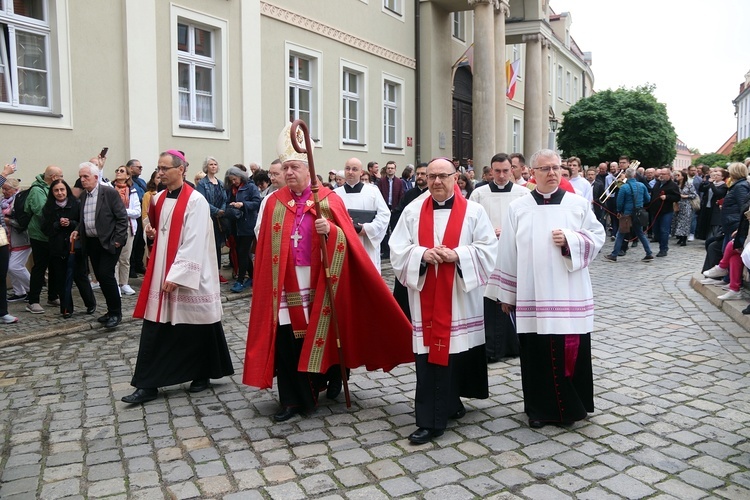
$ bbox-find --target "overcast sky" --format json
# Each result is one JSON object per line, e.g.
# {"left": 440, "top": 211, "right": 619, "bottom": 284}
{"left": 551, "top": 0, "right": 748, "bottom": 154}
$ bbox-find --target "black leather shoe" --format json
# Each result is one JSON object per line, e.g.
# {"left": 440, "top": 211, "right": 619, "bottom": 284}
{"left": 104, "top": 315, "right": 122, "bottom": 328}
{"left": 97, "top": 313, "right": 110, "bottom": 323}
{"left": 450, "top": 403, "right": 466, "bottom": 420}
{"left": 62, "top": 312, "right": 73, "bottom": 319}
{"left": 656, "top": 251, "right": 667, "bottom": 257}
{"left": 408, "top": 427, "right": 444, "bottom": 445}
{"left": 529, "top": 419, "right": 545, "bottom": 429}
{"left": 274, "top": 406, "right": 301, "bottom": 422}
{"left": 188, "top": 379, "right": 210, "bottom": 393}
{"left": 743, "top": 304, "right": 750, "bottom": 315}
{"left": 326, "top": 376, "right": 342, "bottom": 400}
{"left": 121, "top": 388, "right": 158, "bottom": 404}
{"left": 86, "top": 305, "right": 97, "bottom": 315}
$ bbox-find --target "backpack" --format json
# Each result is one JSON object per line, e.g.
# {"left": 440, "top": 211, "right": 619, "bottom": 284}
{"left": 12, "top": 185, "right": 40, "bottom": 232}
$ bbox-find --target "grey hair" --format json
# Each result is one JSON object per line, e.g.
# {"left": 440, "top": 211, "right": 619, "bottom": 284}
{"left": 202, "top": 156, "right": 218, "bottom": 174}
{"left": 78, "top": 162, "right": 100, "bottom": 177}
{"left": 624, "top": 167, "right": 636, "bottom": 179}
{"left": 529, "top": 149, "right": 561, "bottom": 169}
{"left": 225, "top": 165, "right": 249, "bottom": 184}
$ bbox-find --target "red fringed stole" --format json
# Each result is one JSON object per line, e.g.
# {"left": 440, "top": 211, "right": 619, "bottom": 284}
{"left": 417, "top": 188, "right": 467, "bottom": 366}
{"left": 134, "top": 184, "right": 194, "bottom": 321}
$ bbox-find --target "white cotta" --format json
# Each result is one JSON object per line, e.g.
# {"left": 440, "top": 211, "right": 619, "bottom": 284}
{"left": 140, "top": 190, "right": 222, "bottom": 325}
{"left": 486, "top": 191, "right": 605, "bottom": 335}
{"left": 389, "top": 198, "right": 498, "bottom": 354}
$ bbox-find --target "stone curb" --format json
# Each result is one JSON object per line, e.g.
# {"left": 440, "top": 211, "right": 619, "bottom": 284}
{"left": 690, "top": 272, "right": 750, "bottom": 331}
{"left": 0, "top": 289, "right": 252, "bottom": 349}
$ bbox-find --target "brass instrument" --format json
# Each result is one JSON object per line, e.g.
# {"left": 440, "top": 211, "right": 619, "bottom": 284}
{"left": 599, "top": 160, "right": 640, "bottom": 203}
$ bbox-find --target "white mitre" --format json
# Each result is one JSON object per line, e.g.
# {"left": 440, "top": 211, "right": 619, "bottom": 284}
{"left": 276, "top": 122, "right": 308, "bottom": 163}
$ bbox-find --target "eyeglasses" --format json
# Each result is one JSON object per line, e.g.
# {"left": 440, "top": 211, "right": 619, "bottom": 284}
{"left": 116, "top": 168, "right": 127, "bottom": 174}
{"left": 534, "top": 165, "right": 562, "bottom": 173}
{"left": 427, "top": 173, "right": 455, "bottom": 181}
{"left": 156, "top": 166, "right": 179, "bottom": 173}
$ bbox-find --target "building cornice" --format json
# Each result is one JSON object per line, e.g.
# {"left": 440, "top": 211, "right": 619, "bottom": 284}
{"left": 260, "top": 1, "right": 416, "bottom": 69}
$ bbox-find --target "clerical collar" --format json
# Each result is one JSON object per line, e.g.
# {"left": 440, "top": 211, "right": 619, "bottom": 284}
{"left": 531, "top": 187, "right": 565, "bottom": 205}
{"left": 292, "top": 184, "right": 312, "bottom": 201}
{"left": 166, "top": 185, "right": 183, "bottom": 199}
{"left": 344, "top": 182, "right": 363, "bottom": 193}
{"left": 432, "top": 194, "right": 455, "bottom": 209}
{"left": 489, "top": 181, "right": 513, "bottom": 193}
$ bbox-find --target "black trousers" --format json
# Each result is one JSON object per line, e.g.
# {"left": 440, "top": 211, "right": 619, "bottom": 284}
{"left": 86, "top": 237, "right": 122, "bottom": 316}
{"left": 235, "top": 234, "right": 254, "bottom": 283}
{"left": 275, "top": 324, "right": 324, "bottom": 410}
{"left": 28, "top": 238, "right": 57, "bottom": 304}
{"left": 0, "top": 245, "right": 9, "bottom": 316}
{"left": 48, "top": 251, "right": 96, "bottom": 315}
{"left": 130, "top": 216, "right": 146, "bottom": 272}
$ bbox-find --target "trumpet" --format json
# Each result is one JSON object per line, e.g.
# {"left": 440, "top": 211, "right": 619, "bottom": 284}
{"left": 599, "top": 160, "right": 640, "bottom": 203}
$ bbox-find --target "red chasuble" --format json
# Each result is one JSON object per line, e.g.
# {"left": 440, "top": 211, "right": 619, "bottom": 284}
{"left": 243, "top": 185, "right": 413, "bottom": 390}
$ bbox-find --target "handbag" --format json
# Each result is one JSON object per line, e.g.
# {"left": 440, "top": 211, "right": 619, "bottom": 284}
{"left": 690, "top": 196, "right": 701, "bottom": 211}
{"left": 635, "top": 207, "right": 649, "bottom": 228}
{"left": 618, "top": 214, "right": 632, "bottom": 233}
{"left": 0, "top": 227, "right": 8, "bottom": 247}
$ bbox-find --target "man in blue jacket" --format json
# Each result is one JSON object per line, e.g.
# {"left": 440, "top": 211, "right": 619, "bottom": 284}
{"left": 604, "top": 167, "right": 654, "bottom": 262}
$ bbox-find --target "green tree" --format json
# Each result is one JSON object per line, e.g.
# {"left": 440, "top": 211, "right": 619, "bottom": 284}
{"left": 557, "top": 84, "right": 676, "bottom": 167}
{"left": 730, "top": 138, "right": 750, "bottom": 162}
{"left": 692, "top": 153, "right": 729, "bottom": 167}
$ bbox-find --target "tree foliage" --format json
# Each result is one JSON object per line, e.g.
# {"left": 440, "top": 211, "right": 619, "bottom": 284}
{"left": 730, "top": 138, "right": 750, "bottom": 162}
{"left": 693, "top": 153, "right": 729, "bottom": 168}
{"left": 557, "top": 85, "right": 677, "bottom": 167}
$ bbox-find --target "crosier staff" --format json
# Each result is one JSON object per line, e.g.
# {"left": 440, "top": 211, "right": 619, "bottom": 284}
{"left": 290, "top": 119, "right": 352, "bottom": 408}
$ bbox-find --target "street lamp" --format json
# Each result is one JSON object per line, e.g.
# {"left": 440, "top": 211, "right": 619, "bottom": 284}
{"left": 548, "top": 109, "right": 559, "bottom": 150}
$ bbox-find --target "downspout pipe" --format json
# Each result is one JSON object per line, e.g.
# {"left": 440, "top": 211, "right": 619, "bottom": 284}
{"left": 414, "top": 0, "right": 421, "bottom": 164}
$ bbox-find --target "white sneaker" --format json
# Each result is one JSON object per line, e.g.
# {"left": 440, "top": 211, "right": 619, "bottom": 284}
{"left": 121, "top": 285, "right": 136, "bottom": 296}
{"left": 700, "top": 278, "right": 721, "bottom": 285}
{"left": 25, "top": 303, "right": 44, "bottom": 314}
{"left": 1, "top": 314, "right": 19, "bottom": 324}
{"left": 703, "top": 265, "right": 729, "bottom": 279}
{"left": 91, "top": 281, "right": 100, "bottom": 290}
{"left": 688, "top": 234, "right": 695, "bottom": 242}
{"left": 717, "top": 289, "right": 743, "bottom": 300}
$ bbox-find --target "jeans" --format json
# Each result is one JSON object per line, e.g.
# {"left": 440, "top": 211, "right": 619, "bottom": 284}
{"left": 611, "top": 220, "right": 652, "bottom": 257}
{"left": 654, "top": 212, "right": 674, "bottom": 254}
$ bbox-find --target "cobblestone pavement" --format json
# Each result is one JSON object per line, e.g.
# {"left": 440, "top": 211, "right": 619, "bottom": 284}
{"left": 1, "top": 241, "right": 749, "bottom": 499}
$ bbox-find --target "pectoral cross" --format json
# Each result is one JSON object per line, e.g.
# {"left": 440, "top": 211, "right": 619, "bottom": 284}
{"left": 161, "top": 225, "right": 168, "bottom": 236}
{"left": 434, "top": 339, "right": 446, "bottom": 351}
{"left": 291, "top": 230, "right": 303, "bottom": 248}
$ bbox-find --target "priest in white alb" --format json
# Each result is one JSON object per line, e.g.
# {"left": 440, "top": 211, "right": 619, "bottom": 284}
{"left": 333, "top": 157, "right": 390, "bottom": 273}
{"left": 390, "top": 157, "right": 497, "bottom": 445}
{"left": 121, "top": 150, "right": 234, "bottom": 405}
{"left": 486, "top": 149, "right": 605, "bottom": 429}
{"left": 470, "top": 152, "right": 529, "bottom": 363}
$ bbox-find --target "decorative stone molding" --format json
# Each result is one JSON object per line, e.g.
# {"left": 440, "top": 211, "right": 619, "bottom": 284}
{"left": 261, "top": 2, "right": 415, "bottom": 69}
{"left": 496, "top": 0, "right": 510, "bottom": 17}
{"left": 468, "top": 0, "right": 500, "bottom": 8}
{"left": 522, "top": 33, "right": 544, "bottom": 44}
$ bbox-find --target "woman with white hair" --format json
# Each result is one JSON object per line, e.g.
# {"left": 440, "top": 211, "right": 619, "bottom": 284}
{"left": 0, "top": 163, "right": 19, "bottom": 323}
{"left": 196, "top": 156, "right": 228, "bottom": 284}
{"left": 1, "top": 176, "right": 30, "bottom": 304}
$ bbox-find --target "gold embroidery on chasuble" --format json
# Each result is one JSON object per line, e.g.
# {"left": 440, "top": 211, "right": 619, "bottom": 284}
{"left": 270, "top": 200, "right": 287, "bottom": 326}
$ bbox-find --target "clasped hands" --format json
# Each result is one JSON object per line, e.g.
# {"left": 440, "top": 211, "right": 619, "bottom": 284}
{"left": 423, "top": 245, "right": 458, "bottom": 265}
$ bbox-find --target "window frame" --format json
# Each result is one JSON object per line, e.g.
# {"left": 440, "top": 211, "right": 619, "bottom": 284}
{"left": 177, "top": 22, "right": 216, "bottom": 127}
{"left": 565, "top": 70, "right": 571, "bottom": 104}
{"left": 512, "top": 117, "right": 521, "bottom": 153}
{"left": 556, "top": 65, "right": 563, "bottom": 101}
{"left": 452, "top": 11, "right": 465, "bottom": 42}
{"left": 171, "top": 6, "right": 228, "bottom": 138}
{"left": 382, "top": 73, "right": 404, "bottom": 152}
{"left": 286, "top": 42, "right": 322, "bottom": 143}
{"left": 340, "top": 59, "right": 367, "bottom": 150}
{"left": 512, "top": 44, "right": 522, "bottom": 80}
{"left": 382, "top": 0, "right": 403, "bottom": 20}
{"left": 573, "top": 75, "right": 579, "bottom": 103}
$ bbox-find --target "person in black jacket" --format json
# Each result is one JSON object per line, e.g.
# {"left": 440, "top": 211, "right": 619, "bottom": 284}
{"left": 695, "top": 168, "right": 728, "bottom": 240}
{"left": 648, "top": 168, "right": 681, "bottom": 257}
{"left": 720, "top": 162, "right": 750, "bottom": 250}
{"left": 41, "top": 180, "right": 96, "bottom": 318}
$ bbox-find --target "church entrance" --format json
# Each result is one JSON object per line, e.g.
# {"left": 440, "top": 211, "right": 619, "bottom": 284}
{"left": 452, "top": 66, "right": 473, "bottom": 166}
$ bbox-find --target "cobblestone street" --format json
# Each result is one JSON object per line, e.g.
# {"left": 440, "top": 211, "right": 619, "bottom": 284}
{"left": 1, "top": 241, "right": 749, "bottom": 499}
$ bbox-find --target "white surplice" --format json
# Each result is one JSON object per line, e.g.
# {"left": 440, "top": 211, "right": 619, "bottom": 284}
{"left": 141, "top": 189, "right": 222, "bottom": 325}
{"left": 389, "top": 197, "right": 498, "bottom": 355}
{"left": 486, "top": 190, "right": 605, "bottom": 335}
{"left": 333, "top": 183, "right": 390, "bottom": 273}
{"left": 568, "top": 176, "right": 593, "bottom": 203}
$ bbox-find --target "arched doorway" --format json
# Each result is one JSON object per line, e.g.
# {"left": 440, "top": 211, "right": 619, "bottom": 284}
{"left": 452, "top": 66, "right": 473, "bottom": 165}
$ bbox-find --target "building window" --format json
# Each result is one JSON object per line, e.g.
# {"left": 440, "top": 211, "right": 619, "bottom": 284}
{"left": 565, "top": 70, "right": 571, "bottom": 104}
{"left": 512, "top": 118, "right": 521, "bottom": 153}
{"left": 452, "top": 11, "right": 465, "bottom": 41}
{"left": 573, "top": 76, "right": 579, "bottom": 103}
{"left": 342, "top": 67, "right": 363, "bottom": 144}
{"left": 286, "top": 44, "right": 321, "bottom": 140}
{"left": 0, "top": 0, "right": 51, "bottom": 110}
{"left": 383, "top": 77, "right": 402, "bottom": 148}
{"left": 177, "top": 22, "right": 215, "bottom": 126}
{"left": 556, "top": 65, "right": 563, "bottom": 101}
{"left": 548, "top": 55, "right": 552, "bottom": 96}
{"left": 383, "top": 0, "right": 402, "bottom": 16}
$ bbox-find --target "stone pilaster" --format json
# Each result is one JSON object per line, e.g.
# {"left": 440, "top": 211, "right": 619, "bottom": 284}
{"left": 494, "top": 1, "right": 510, "bottom": 153}
{"left": 541, "top": 38, "right": 551, "bottom": 150}
{"left": 468, "top": 0, "right": 498, "bottom": 166}
{"left": 522, "top": 33, "right": 543, "bottom": 156}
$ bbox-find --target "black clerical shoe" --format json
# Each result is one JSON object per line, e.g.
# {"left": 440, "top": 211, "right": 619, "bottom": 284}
{"left": 408, "top": 427, "right": 444, "bottom": 445}
{"left": 529, "top": 419, "right": 546, "bottom": 429}
{"left": 97, "top": 313, "right": 110, "bottom": 323}
{"left": 326, "top": 377, "right": 342, "bottom": 400}
{"left": 188, "top": 379, "right": 210, "bottom": 393}
{"left": 62, "top": 312, "right": 73, "bottom": 319}
{"left": 104, "top": 315, "right": 122, "bottom": 329}
{"left": 121, "top": 388, "right": 158, "bottom": 404}
{"left": 274, "top": 406, "right": 301, "bottom": 422}
{"left": 450, "top": 403, "right": 466, "bottom": 420}
{"left": 86, "top": 305, "right": 97, "bottom": 315}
